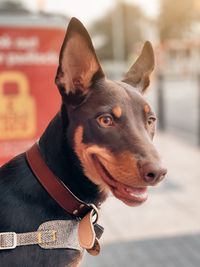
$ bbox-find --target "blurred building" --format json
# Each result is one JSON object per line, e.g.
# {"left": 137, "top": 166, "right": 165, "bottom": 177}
{"left": 158, "top": 39, "right": 200, "bottom": 76}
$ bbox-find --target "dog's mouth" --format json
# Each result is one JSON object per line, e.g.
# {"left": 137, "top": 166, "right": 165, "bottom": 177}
{"left": 92, "top": 155, "right": 148, "bottom": 206}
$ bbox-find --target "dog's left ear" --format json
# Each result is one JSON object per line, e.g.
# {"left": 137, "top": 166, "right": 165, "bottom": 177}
{"left": 55, "top": 17, "right": 104, "bottom": 104}
{"left": 122, "top": 41, "right": 154, "bottom": 94}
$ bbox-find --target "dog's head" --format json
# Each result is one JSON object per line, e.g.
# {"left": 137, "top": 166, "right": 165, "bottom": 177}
{"left": 55, "top": 18, "right": 167, "bottom": 206}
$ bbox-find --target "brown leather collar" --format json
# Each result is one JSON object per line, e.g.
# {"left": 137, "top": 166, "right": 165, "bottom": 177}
{"left": 26, "top": 143, "right": 93, "bottom": 218}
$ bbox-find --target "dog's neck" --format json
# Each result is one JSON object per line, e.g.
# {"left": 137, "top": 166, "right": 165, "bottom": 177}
{"left": 39, "top": 110, "right": 106, "bottom": 206}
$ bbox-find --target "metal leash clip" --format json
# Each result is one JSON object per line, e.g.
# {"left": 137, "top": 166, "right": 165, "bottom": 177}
{"left": 89, "top": 204, "right": 99, "bottom": 224}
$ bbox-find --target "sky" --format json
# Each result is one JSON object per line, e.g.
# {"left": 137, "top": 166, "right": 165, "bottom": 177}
{"left": 21, "top": 0, "right": 159, "bottom": 25}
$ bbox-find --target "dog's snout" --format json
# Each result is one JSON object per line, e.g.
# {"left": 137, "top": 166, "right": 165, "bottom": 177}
{"left": 139, "top": 162, "right": 167, "bottom": 185}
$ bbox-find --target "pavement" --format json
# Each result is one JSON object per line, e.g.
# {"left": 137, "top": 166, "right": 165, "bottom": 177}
{"left": 81, "top": 132, "right": 200, "bottom": 267}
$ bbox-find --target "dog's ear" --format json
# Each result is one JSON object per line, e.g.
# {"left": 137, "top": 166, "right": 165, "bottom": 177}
{"left": 122, "top": 41, "right": 154, "bottom": 94}
{"left": 55, "top": 17, "right": 104, "bottom": 104}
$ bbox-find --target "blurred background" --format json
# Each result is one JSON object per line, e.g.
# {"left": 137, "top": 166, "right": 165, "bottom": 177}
{"left": 0, "top": 0, "right": 200, "bottom": 266}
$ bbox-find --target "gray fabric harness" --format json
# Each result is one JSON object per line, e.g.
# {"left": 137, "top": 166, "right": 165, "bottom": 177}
{"left": 0, "top": 220, "right": 82, "bottom": 251}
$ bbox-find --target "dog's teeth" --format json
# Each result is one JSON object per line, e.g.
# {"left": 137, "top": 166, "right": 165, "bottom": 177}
{"left": 129, "top": 192, "right": 147, "bottom": 199}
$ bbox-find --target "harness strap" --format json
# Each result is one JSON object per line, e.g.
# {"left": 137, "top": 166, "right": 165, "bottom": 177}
{"left": 0, "top": 220, "right": 81, "bottom": 251}
{"left": 0, "top": 230, "right": 56, "bottom": 249}
{"left": 0, "top": 211, "right": 104, "bottom": 256}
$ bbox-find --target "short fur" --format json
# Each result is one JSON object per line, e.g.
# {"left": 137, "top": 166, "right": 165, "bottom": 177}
{"left": 0, "top": 18, "right": 166, "bottom": 266}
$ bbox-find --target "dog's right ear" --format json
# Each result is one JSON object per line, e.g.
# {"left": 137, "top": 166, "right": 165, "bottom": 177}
{"left": 55, "top": 17, "right": 104, "bottom": 105}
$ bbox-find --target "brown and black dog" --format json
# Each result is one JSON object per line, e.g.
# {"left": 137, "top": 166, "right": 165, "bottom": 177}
{"left": 0, "top": 18, "right": 167, "bottom": 266}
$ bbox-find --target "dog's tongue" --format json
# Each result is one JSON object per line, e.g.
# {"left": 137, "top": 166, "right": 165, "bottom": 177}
{"left": 113, "top": 184, "right": 148, "bottom": 205}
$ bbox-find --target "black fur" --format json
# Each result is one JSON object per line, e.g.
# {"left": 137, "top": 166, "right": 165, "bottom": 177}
{"left": 0, "top": 111, "right": 105, "bottom": 267}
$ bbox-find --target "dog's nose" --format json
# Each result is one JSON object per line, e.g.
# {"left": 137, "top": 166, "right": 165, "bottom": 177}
{"left": 139, "top": 162, "right": 167, "bottom": 185}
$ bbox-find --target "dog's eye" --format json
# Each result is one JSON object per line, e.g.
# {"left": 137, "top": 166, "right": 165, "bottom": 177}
{"left": 148, "top": 116, "right": 156, "bottom": 126}
{"left": 97, "top": 114, "right": 114, "bottom": 128}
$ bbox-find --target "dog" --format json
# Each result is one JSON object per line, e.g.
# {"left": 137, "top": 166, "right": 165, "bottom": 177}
{"left": 0, "top": 17, "right": 167, "bottom": 267}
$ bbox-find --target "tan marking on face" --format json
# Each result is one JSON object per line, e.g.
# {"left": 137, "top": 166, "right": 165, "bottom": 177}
{"left": 74, "top": 126, "right": 146, "bottom": 192}
{"left": 74, "top": 126, "right": 111, "bottom": 192}
{"left": 97, "top": 151, "right": 142, "bottom": 187}
{"left": 112, "top": 106, "right": 122, "bottom": 118}
{"left": 144, "top": 104, "right": 150, "bottom": 113}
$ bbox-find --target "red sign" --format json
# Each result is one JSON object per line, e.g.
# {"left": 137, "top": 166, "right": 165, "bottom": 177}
{"left": 0, "top": 26, "right": 65, "bottom": 165}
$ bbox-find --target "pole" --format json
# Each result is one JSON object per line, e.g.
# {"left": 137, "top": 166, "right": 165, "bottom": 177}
{"left": 197, "top": 73, "right": 200, "bottom": 146}
{"left": 111, "top": 1, "right": 125, "bottom": 62}
{"left": 157, "top": 73, "right": 165, "bottom": 131}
